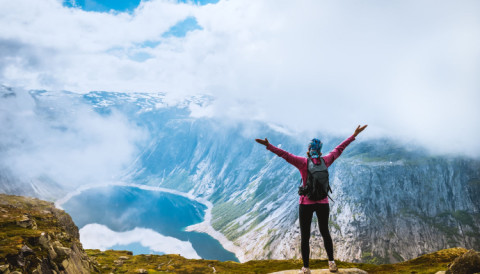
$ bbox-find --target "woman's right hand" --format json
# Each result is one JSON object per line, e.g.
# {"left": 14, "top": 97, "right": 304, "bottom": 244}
{"left": 255, "top": 138, "right": 269, "bottom": 146}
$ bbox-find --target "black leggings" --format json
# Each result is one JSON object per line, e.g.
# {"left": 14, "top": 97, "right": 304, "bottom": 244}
{"left": 299, "top": 203, "right": 334, "bottom": 267}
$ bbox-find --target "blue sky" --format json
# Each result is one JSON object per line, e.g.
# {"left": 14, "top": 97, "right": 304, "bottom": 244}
{"left": 63, "top": 0, "right": 204, "bottom": 38}
{"left": 0, "top": 0, "right": 479, "bottom": 156}
{"left": 162, "top": 16, "right": 202, "bottom": 38}
{"left": 63, "top": 0, "right": 142, "bottom": 12}
{"left": 63, "top": 0, "right": 218, "bottom": 12}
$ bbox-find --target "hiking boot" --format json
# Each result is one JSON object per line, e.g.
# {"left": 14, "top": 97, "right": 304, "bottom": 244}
{"left": 298, "top": 266, "right": 311, "bottom": 274}
{"left": 328, "top": 261, "right": 338, "bottom": 272}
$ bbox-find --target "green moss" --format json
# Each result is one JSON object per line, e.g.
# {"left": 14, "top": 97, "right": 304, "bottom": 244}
{"left": 328, "top": 220, "right": 341, "bottom": 232}
{"left": 223, "top": 223, "right": 244, "bottom": 240}
{"left": 84, "top": 247, "right": 470, "bottom": 273}
{"left": 451, "top": 210, "right": 474, "bottom": 226}
{"left": 399, "top": 209, "right": 471, "bottom": 242}
{"left": 362, "top": 251, "right": 379, "bottom": 265}
{"left": 247, "top": 213, "right": 268, "bottom": 231}
{"left": 392, "top": 251, "right": 404, "bottom": 262}
{"left": 211, "top": 199, "right": 258, "bottom": 240}
{"left": 263, "top": 232, "right": 277, "bottom": 251}
{"left": 355, "top": 156, "right": 391, "bottom": 163}
{"left": 468, "top": 179, "right": 480, "bottom": 186}
{"left": 156, "top": 170, "right": 193, "bottom": 192}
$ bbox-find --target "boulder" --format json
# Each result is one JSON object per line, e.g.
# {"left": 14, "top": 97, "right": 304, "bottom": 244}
{"left": 0, "top": 264, "right": 10, "bottom": 273}
{"left": 20, "top": 245, "right": 34, "bottom": 256}
{"left": 16, "top": 215, "right": 37, "bottom": 229}
{"left": 446, "top": 250, "right": 480, "bottom": 274}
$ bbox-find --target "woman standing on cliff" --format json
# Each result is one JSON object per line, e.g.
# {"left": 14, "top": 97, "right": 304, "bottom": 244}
{"left": 255, "top": 125, "right": 367, "bottom": 274}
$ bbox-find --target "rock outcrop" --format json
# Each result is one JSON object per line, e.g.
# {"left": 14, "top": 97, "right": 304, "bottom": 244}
{"left": 446, "top": 249, "right": 480, "bottom": 274}
{"left": 0, "top": 194, "right": 98, "bottom": 273}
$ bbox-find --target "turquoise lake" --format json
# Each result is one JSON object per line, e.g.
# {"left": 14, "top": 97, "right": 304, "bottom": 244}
{"left": 61, "top": 186, "right": 239, "bottom": 262}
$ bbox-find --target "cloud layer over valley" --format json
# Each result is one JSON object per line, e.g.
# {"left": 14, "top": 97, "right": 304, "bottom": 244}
{"left": 0, "top": 87, "right": 145, "bottom": 190}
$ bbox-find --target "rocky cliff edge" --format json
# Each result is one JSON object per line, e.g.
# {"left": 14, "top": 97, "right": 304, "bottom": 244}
{"left": 0, "top": 194, "right": 98, "bottom": 273}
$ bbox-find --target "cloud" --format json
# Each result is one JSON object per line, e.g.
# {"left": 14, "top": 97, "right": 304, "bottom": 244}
{"left": 79, "top": 223, "right": 200, "bottom": 259}
{"left": 0, "top": 39, "right": 40, "bottom": 71}
{"left": 0, "top": 0, "right": 479, "bottom": 156}
{"left": 0, "top": 86, "right": 146, "bottom": 189}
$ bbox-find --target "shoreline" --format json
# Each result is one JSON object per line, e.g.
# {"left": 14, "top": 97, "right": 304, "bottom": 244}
{"left": 184, "top": 201, "right": 246, "bottom": 262}
{"left": 55, "top": 182, "right": 246, "bottom": 262}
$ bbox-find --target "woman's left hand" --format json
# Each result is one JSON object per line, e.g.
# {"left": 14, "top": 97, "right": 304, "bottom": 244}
{"left": 255, "top": 138, "right": 270, "bottom": 146}
{"left": 353, "top": 125, "right": 368, "bottom": 137}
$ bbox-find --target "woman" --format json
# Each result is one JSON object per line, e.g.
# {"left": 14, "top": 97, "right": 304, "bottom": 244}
{"left": 255, "top": 125, "right": 367, "bottom": 273}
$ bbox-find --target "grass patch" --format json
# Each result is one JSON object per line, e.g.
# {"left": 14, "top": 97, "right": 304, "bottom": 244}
{"left": 211, "top": 199, "right": 257, "bottom": 240}
{"left": 451, "top": 210, "right": 475, "bottom": 227}
{"left": 86, "top": 247, "right": 470, "bottom": 273}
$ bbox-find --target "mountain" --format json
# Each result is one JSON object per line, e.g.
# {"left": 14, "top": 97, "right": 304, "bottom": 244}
{"left": 1, "top": 193, "right": 478, "bottom": 273}
{"left": 0, "top": 86, "right": 479, "bottom": 264}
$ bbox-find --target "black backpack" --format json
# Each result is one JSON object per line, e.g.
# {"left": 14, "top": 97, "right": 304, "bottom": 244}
{"left": 298, "top": 158, "right": 332, "bottom": 201}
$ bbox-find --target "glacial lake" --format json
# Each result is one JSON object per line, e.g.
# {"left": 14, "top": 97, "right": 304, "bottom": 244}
{"left": 61, "top": 185, "right": 239, "bottom": 262}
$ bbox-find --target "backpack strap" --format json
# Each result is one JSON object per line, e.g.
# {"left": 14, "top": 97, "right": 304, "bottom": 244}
{"left": 327, "top": 193, "right": 335, "bottom": 203}
{"left": 305, "top": 158, "right": 311, "bottom": 185}
{"left": 317, "top": 158, "right": 334, "bottom": 202}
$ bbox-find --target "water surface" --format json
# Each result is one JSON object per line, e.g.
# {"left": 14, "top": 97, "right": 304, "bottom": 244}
{"left": 62, "top": 186, "right": 238, "bottom": 262}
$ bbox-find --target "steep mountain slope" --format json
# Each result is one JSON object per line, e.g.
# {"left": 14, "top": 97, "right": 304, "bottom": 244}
{"left": 1, "top": 86, "right": 479, "bottom": 263}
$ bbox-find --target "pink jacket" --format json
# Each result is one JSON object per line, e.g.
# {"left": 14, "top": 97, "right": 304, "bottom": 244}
{"left": 266, "top": 135, "right": 356, "bottom": 204}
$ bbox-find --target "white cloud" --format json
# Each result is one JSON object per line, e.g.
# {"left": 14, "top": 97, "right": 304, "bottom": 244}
{"left": 0, "top": 0, "right": 479, "bottom": 156}
{"left": 0, "top": 87, "right": 146, "bottom": 188}
{"left": 79, "top": 223, "right": 200, "bottom": 259}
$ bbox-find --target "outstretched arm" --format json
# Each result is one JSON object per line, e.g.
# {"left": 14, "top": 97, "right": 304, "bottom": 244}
{"left": 255, "top": 138, "right": 306, "bottom": 170}
{"left": 323, "top": 124, "right": 367, "bottom": 166}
